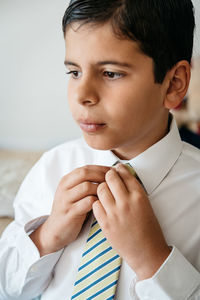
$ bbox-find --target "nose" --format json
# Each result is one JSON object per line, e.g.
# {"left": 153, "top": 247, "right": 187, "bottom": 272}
{"left": 73, "top": 76, "right": 100, "bottom": 106}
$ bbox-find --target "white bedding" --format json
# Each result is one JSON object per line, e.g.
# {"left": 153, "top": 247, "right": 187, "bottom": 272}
{"left": 0, "top": 150, "right": 42, "bottom": 217}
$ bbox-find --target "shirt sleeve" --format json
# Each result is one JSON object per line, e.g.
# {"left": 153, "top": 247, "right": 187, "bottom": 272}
{"left": 0, "top": 153, "right": 63, "bottom": 299}
{"left": 134, "top": 246, "right": 200, "bottom": 300}
{"left": 0, "top": 217, "right": 63, "bottom": 300}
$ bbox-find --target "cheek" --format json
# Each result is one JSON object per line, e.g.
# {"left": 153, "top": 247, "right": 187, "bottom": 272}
{"left": 67, "top": 84, "right": 76, "bottom": 109}
{"left": 107, "top": 87, "right": 160, "bottom": 129}
{"left": 67, "top": 95, "right": 77, "bottom": 121}
{"left": 107, "top": 90, "right": 144, "bottom": 122}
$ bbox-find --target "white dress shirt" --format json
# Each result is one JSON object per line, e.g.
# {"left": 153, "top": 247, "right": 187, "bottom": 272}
{"left": 0, "top": 117, "right": 200, "bottom": 300}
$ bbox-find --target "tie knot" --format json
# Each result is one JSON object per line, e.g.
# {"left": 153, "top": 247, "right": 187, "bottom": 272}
{"left": 112, "top": 161, "right": 136, "bottom": 177}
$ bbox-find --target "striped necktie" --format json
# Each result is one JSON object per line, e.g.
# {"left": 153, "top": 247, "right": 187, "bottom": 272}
{"left": 71, "top": 217, "right": 121, "bottom": 299}
{"left": 71, "top": 163, "right": 135, "bottom": 300}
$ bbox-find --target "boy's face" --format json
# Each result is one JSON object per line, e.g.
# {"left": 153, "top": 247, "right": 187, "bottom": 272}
{"left": 65, "top": 22, "right": 169, "bottom": 159}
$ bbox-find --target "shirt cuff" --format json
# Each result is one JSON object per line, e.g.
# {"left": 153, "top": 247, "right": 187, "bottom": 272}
{"left": 134, "top": 246, "right": 200, "bottom": 300}
{"left": 17, "top": 216, "right": 63, "bottom": 277}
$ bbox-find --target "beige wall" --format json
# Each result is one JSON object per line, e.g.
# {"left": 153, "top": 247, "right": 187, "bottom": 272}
{"left": 0, "top": 0, "right": 81, "bottom": 151}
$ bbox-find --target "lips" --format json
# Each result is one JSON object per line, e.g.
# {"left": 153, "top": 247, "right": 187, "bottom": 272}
{"left": 78, "top": 119, "right": 106, "bottom": 133}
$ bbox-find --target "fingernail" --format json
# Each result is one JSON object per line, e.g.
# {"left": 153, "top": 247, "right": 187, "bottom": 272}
{"left": 114, "top": 163, "right": 123, "bottom": 170}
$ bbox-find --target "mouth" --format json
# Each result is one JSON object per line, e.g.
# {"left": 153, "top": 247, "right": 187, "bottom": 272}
{"left": 78, "top": 119, "right": 106, "bottom": 133}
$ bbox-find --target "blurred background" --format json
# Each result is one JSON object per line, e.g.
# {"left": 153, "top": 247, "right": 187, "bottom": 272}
{"left": 0, "top": 0, "right": 78, "bottom": 152}
{"left": 0, "top": 0, "right": 200, "bottom": 229}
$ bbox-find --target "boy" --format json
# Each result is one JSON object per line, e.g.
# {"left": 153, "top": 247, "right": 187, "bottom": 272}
{"left": 0, "top": 0, "right": 200, "bottom": 299}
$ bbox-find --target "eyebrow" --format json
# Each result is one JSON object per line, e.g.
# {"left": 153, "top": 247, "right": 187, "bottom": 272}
{"left": 64, "top": 60, "right": 132, "bottom": 68}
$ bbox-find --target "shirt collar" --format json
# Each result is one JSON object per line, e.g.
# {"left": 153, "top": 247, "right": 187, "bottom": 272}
{"left": 129, "top": 116, "right": 183, "bottom": 195}
{"left": 83, "top": 115, "right": 183, "bottom": 195}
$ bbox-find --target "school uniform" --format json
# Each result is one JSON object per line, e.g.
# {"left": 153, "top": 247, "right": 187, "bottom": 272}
{"left": 0, "top": 116, "right": 200, "bottom": 300}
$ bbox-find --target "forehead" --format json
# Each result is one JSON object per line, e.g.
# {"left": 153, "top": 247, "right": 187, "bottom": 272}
{"left": 64, "top": 21, "right": 147, "bottom": 64}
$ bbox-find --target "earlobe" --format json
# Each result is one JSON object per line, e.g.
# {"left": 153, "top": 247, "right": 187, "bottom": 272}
{"left": 164, "top": 61, "right": 191, "bottom": 109}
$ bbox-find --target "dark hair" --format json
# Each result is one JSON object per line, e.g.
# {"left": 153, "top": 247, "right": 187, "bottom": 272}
{"left": 62, "top": 0, "right": 195, "bottom": 83}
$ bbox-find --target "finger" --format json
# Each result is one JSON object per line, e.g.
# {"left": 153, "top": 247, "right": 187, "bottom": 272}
{"left": 73, "top": 195, "right": 98, "bottom": 215}
{"left": 93, "top": 200, "right": 107, "bottom": 226}
{"left": 97, "top": 182, "right": 115, "bottom": 213}
{"left": 105, "top": 168, "right": 128, "bottom": 202}
{"left": 61, "top": 165, "right": 111, "bottom": 189}
{"left": 68, "top": 181, "right": 98, "bottom": 203}
{"left": 115, "top": 163, "right": 145, "bottom": 193}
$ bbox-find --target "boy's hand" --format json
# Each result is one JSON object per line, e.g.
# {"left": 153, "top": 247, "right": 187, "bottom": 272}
{"left": 30, "top": 165, "right": 110, "bottom": 256}
{"left": 93, "top": 163, "right": 171, "bottom": 280}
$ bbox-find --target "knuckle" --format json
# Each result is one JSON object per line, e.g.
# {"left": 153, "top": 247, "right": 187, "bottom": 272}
{"left": 105, "top": 169, "right": 115, "bottom": 181}
{"left": 92, "top": 183, "right": 98, "bottom": 193}
{"left": 92, "top": 199, "right": 98, "bottom": 209}
{"left": 132, "top": 190, "right": 143, "bottom": 205}
{"left": 87, "top": 195, "right": 96, "bottom": 205}
{"left": 63, "top": 206, "right": 71, "bottom": 214}
{"left": 72, "top": 203, "right": 81, "bottom": 215}
{"left": 102, "top": 219, "right": 110, "bottom": 231}
{"left": 80, "top": 165, "right": 90, "bottom": 176}
{"left": 97, "top": 182, "right": 106, "bottom": 194}
{"left": 75, "top": 196, "right": 95, "bottom": 214}
{"left": 81, "top": 182, "right": 91, "bottom": 194}
{"left": 79, "top": 167, "right": 87, "bottom": 178}
{"left": 59, "top": 174, "right": 68, "bottom": 187}
{"left": 120, "top": 201, "right": 130, "bottom": 213}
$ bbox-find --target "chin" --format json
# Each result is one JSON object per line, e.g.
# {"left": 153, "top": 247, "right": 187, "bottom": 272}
{"left": 83, "top": 135, "right": 114, "bottom": 151}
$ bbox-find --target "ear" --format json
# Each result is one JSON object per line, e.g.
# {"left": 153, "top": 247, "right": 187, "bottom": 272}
{"left": 164, "top": 60, "right": 191, "bottom": 109}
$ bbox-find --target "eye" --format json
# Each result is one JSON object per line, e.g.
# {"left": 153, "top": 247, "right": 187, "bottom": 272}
{"left": 103, "top": 71, "right": 124, "bottom": 80}
{"left": 66, "top": 70, "right": 81, "bottom": 79}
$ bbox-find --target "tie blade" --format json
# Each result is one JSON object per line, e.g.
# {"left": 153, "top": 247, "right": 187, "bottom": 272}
{"left": 72, "top": 264, "right": 121, "bottom": 299}
{"left": 71, "top": 184, "right": 122, "bottom": 299}
{"left": 71, "top": 219, "right": 121, "bottom": 299}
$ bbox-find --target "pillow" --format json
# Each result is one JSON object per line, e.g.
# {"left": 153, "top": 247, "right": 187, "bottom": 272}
{"left": 0, "top": 150, "right": 42, "bottom": 217}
